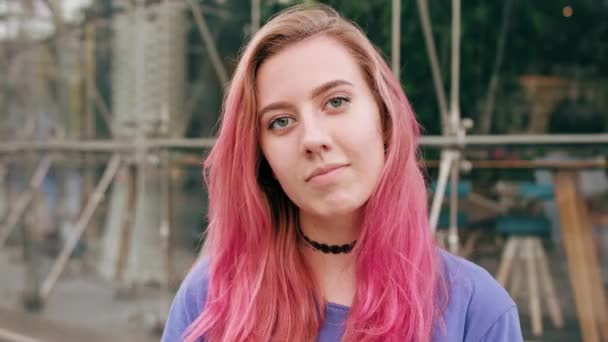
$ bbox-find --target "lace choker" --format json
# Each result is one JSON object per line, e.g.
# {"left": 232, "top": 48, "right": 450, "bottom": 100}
{"left": 299, "top": 229, "right": 356, "bottom": 254}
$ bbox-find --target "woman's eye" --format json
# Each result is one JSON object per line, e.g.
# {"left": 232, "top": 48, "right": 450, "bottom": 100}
{"left": 326, "top": 96, "right": 350, "bottom": 110}
{"left": 268, "top": 117, "right": 294, "bottom": 130}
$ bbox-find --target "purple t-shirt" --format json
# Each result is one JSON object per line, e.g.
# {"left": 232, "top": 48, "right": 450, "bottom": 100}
{"left": 162, "top": 250, "right": 522, "bottom": 341}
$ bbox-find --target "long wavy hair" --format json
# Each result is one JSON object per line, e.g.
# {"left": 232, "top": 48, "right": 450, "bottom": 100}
{"left": 186, "top": 4, "right": 444, "bottom": 341}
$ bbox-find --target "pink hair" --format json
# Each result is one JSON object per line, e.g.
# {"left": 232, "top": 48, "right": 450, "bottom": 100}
{"left": 186, "top": 4, "right": 445, "bottom": 341}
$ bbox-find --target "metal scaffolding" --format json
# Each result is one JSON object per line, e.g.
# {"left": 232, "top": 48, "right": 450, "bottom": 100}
{"left": 0, "top": 0, "right": 607, "bottom": 339}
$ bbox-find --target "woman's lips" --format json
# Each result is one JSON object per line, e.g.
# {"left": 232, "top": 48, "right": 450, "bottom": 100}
{"left": 306, "top": 164, "right": 349, "bottom": 184}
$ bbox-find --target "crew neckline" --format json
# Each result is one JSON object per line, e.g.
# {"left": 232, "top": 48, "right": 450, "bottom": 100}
{"left": 326, "top": 301, "right": 350, "bottom": 311}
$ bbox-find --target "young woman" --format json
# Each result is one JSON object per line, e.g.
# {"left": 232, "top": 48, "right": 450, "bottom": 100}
{"left": 163, "top": 4, "right": 521, "bottom": 341}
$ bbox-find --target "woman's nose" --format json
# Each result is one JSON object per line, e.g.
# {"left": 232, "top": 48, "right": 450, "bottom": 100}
{"left": 299, "top": 115, "right": 332, "bottom": 156}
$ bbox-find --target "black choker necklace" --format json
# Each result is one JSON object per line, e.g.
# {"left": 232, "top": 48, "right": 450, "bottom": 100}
{"left": 299, "top": 229, "right": 356, "bottom": 254}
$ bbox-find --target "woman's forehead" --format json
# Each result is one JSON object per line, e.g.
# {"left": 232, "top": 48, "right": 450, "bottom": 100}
{"left": 255, "top": 35, "right": 367, "bottom": 106}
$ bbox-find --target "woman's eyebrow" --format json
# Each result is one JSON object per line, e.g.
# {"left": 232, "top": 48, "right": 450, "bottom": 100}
{"left": 258, "top": 101, "right": 296, "bottom": 121}
{"left": 310, "top": 79, "right": 353, "bottom": 99}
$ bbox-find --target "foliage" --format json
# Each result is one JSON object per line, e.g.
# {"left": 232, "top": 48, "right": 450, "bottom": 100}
{"left": 185, "top": 0, "right": 607, "bottom": 136}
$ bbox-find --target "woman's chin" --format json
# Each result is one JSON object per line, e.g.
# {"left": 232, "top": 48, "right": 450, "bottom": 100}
{"left": 304, "top": 203, "right": 362, "bottom": 221}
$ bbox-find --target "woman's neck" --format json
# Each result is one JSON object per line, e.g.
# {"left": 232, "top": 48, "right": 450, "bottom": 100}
{"left": 298, "top": 211, "right": 360, "bottom": 307}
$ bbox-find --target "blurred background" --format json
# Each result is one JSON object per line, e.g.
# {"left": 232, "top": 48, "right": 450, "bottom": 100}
{"left": 0, "top": 0, "right": 607, "bottom": 341}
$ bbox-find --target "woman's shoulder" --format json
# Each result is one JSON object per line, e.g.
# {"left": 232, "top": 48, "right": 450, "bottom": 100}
{"left": 437, "top": 250, "right": 522, "bottom": 341}
{"left": 439, "top": 249, "right": 512, "bottom": 303}
{"left": 161, "top": 258, "right": 210, "bottom": 342}
{"left": 180, "top": 257, "right": 211, "bottom": 305}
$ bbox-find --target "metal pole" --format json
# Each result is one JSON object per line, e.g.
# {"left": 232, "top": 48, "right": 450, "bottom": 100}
{"left": 186, "top": 0, "right": 229, "bottom": 85}
{"left": 425, "top": 159, "right": 608, "bottom": 170}
{"left": 0, "top": 163, "right": 6, "bottom": 221}
{"left": 251, "top": 0, "right": 260, "bottom": 33}
{"left": 83, "top": 19, "right": 98, "bottom": 264}
{"left": 159, "top": 150, "right": 173, "bottom": 323}
{"left": 429, "top": 150, "right": 456, "bottom": 233}
{"left": 420, "top": 134, "right": 608, "bottom": 147}
{"left": 449, "top": 0, "right": 462, "bottom": 133}
{"left": 0, "top": 156, "right": 53, "bottom": 247}
{"left": 134, "top": 0, "right": 146, "bottom": 139}
{"left": 33, "top": 134, "right": 608, "bottom": 150}
{"left": 92, "top": 85, "right": 115, "bottom": 137}
{"left": 21, "top": 211, "right": 41, "bottom": 313}
{"left": 114, "top": 164, "right": 136, "bottom": 283}
{"left": 448, "top": 155, "right": 460, "bottom": 253}
{"left": 1, "top": 134, "right": 608, "bottom": 153}
{"left": 415, "top": 0, "right": 449, "bottom": 132}
{"left": 391, "top": 0, "right": 401, "bottom": 81}
{"left": 44, "top": 0, "right": 70, "bottom": 136}
{"left": 39, "top": 154, "right": 122, "bottom": 301}
{"left": 479, "top": 0, "right": 514, "bottom": 134}
{"left": 443, "top": 0, "right": 462, "bottom": 251}
{"left": 84, "top": 21, "right": 97, "bottom": 141}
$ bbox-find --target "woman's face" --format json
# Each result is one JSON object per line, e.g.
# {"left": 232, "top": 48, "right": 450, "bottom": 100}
{"left": 257, "top": 35, "right": 385, "bottom": 220}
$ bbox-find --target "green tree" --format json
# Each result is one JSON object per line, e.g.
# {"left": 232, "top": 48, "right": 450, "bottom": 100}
{"left": 187, "top": 0, "right": 608, "bottom": 136}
